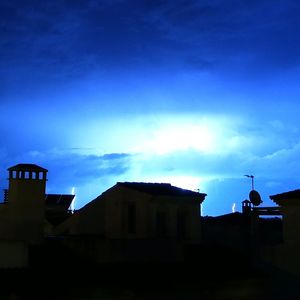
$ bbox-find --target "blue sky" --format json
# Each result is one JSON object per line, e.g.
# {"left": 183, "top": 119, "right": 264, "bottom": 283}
{"left": 1, "top": 0, "right": 300, "bottom": 215}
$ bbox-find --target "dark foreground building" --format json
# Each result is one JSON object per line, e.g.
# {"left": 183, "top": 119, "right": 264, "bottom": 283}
{"left": 0, "top": 164, "right": 299, "bottom": 299}
{"left": 55, "top": 181, "right": 207, "bottom": 262}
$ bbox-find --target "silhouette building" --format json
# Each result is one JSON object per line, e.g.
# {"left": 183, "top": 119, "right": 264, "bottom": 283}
{"left": 56, "top": 182, "right": 207, "bottom": 262}
{"left": 0, "top": 162, "right": 292, "bottom": 277}
{"left": 6, "top": 164, "right": 48, "bottom": 243}
{"left": 268, "top": 189, "right": 300, "bottom": 277}
{"left": 0, "top": 164, "right": 74, "bottom": 267}
{"left": 0, "top": 164, "right": 208, "bottom": 266}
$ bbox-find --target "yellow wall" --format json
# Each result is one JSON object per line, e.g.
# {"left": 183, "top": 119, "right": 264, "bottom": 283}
{"left": 56, "top": 197, "right": 106, "bottom": 236}
{"left": 281, "top": 205, "right": 300, "bottom": 247}
{"left": 7, "top": 177, "right": 46, "bottom": 243}
{"left": 263, "top": 197, "right": 300, "bottom": 278}
{"left": 58, "top": 184, "right": 202, "bottom": 243}
{"left": 105, "top": 186, "right": 151, "bottom": 239}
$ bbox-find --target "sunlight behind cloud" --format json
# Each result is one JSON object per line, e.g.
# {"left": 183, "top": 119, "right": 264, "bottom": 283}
{"left": 70, "top": 113, "right": 241, "bottom": 157}
{"left": 141, "top": 122, "right": 215, "bottom": 154}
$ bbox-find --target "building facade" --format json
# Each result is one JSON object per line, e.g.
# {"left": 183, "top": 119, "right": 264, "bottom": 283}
{"left": 268, "top": 189, "right": 300, "bottom": 277}
{"left": 56, "top": 182, "right": 207, "bottom": 262}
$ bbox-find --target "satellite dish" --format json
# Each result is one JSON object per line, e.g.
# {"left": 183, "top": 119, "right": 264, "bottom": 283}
{"left": 249, "top": 189, "right": 262, "bottom": 206}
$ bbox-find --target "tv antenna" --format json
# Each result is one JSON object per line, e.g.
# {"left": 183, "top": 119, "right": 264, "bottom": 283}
{"left": 244, "top": 174, "right": 262, "bottom": 206}
{"left": 244, "top": 174, "right": 254, "bottom": 190}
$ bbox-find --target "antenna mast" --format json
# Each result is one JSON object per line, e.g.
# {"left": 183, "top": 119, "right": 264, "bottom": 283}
{"left": 244, "top": 174, "right": 254, "bottom": 190}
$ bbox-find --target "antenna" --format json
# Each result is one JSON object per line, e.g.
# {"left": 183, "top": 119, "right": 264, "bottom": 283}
{"left": 244, "top": 174, "right": 254, "bottom": 190}
{"left": 244, "top": 174, "right": 262, "bottom": 206}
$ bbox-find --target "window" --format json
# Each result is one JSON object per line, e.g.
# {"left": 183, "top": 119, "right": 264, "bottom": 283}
{"left": 156, "top": 211, "right": 167, "bottom": 238}
{"left": 128, "top": 203, "right": 136, "bottom": 234}
{"left": 177, "top": 211, "right": 187, "bottom": 239}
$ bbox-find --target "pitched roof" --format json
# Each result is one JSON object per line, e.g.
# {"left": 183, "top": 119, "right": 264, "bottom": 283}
{"left": 117, "top": 182, "right": 206, "bottom": 201}
{"left": 8, "top": 163, "right": 48, "bottom": 172}
{"left": 270, "top": 189, "right": 300, "bottom": 205}
{"left": 203, "top": 212, "right": 251, "bottom": 225}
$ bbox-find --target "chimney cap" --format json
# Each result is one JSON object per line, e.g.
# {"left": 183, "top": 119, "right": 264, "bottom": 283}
{"left": 7, "top": 164, "right": 48, "bottom": 172}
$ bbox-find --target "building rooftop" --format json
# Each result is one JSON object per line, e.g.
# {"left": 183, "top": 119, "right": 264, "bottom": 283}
{"left": 202, "top": 212, "right": 251, "bottom": 225}
{"left": 270, "top": 189, "right": 300, "bottom": 205}
{"left": 117, "top": 182, "right": 207, "bottom": 201}
{"left": 8, "top": 163, "right": 48, "bottom": 172}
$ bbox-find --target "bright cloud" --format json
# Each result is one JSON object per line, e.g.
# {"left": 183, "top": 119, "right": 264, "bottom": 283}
{"left": 133, "top": 118, "right": 216, "bottom": 154}
{"left": 70, "top": 113, "right": 240, "bottom": 155}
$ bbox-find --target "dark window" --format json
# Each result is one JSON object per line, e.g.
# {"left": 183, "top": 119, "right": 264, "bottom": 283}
{"left": 177, "top": 211, "right": 187, "bottom": 239}
{"left": 128, "top": 203, "right": 136, "bottom": 234}
{"left": 156, "top": 211, "right": 167, "bottom": 238}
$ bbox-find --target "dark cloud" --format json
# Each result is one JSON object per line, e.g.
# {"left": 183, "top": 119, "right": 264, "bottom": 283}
{"left": 138, "top": 0, "right": 300, "bottom": 73}
{"left": 102, "top": 153, "right": 131, "bottom": 160}
{"left": 0, "top": 150, "right": 132, "bottom": 190}
{"left": 2, "top": 0, "right": 299, "bottom": 95}
{"left": 45, "top": 152, "right": 131, "bottom": 185}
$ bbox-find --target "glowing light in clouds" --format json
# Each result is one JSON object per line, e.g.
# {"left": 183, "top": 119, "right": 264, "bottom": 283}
{"left": 130, "top": 119, "right": 218, "bottom": 155}
{"left": 232, "top": 203, "right": 236, "bottom": 213}
{"left": 72, "top": 115, "right": 226, "bottom": 155}
{"left": 145, "top": 124, "right": 215, "bottom": 154}
{"left": 71, "top": 187, "right": 76, "bottom": 211}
